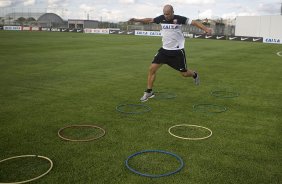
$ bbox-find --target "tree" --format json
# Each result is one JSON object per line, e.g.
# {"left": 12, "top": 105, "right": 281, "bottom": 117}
{"left": 26, "top": 17, "right": 36, "bottom": 22}
{"left": 17, "top": 17, "right": 26, "bottom": 26}
{"left": 0, "top": 17, "right": 4, "bottom": 26}
{"left": 26, "top": 17, "right": 36, "bottom": 26}
{"left": 7, "top": 16, "right": 13, "bottom": 25}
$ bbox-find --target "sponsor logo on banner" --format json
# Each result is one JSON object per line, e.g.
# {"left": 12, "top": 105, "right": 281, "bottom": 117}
{"left": 32, "top": 27, "right": 40, "bottom": 31}
{"left": 229, "top": 36, "right": 263, "bottom": 42}
{"left": 51, "top": 28, "right": 60, "bottom": 32}
{"left": 109, "top": 30, "right": 133, "bottom": 35}
{"left": 183, "top": 32, "right": 193, "bottom": 38}
{"left": 109, "top": 29, "right": 120, "bottom": 34}
{"left": 194, "top": 34, "right": 204, "bottom": 38}
{"left": 205, "top": 35, "right": 213, "bottom": 39}
{"left": 96, "top": 29, "right": 109, "bottom": 34}
{"left": 22, "top": 27, "right": 31, "bottom": 31}
{"left": 135, "top": 30, "right": 161, "bottom": 37}
{"left": 252, "top": 38, "right": 262, "bottom": 42}
{"left": 240, "top": 37, "right": 250, "bottom": 41}
{"left": 193, "top": 34, "right": 226, "bottom": 40}
{"left": 84, "top": 29, "right": 109, "bottom": 34}
{"left": 4, "top": 26, "right": 22, "bottom": 31}
{"left": 263, "top": 38, "right": 281, "bottom": 44}
{"left": 216, "top": 36, "right": 225, "bottom": 40}
{"left": 68, "top": 29, "right": 82, "bottom": 33}
{"left": 61, "top": 28, "right": 69, "bottom": 32}
{"left": 41, "top": 28, "right": 51, "bottom": 31}
{"left": 149, "top": 31, "right": 161, "bottom": 36}
{"left": 229, "top": 37, "right": 238, "bottom": 40}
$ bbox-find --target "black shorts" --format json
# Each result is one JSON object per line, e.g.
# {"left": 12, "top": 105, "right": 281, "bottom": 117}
{"left": 152, "top": 48, "right": 188, "bottom": 72}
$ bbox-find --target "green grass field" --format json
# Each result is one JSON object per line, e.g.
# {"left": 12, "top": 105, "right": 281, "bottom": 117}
{"left": 0, "top": 31, "right": 281, "bottom": 184}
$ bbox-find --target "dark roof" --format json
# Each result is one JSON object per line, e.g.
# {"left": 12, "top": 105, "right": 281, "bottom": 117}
{"left": 37, "top": 13, "right": 64, "bottom": 23}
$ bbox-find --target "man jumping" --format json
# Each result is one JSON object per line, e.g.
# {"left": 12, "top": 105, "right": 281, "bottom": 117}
{"left": 129, "top": 4, "right": 212, "bottom": 102}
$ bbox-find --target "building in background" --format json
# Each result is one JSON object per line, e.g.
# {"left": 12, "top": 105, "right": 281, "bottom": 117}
{"left": 37, "top": 13, "right": 67, "bottom": 28}
{"left": 68, "top": 19, "right": 98, "bottom": 29}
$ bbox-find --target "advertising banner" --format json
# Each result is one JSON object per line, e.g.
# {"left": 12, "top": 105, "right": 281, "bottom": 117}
{"left": 4, "top": 26, "right": 22, "bottom": 31}
{"left": 22, "top": 26, "right": 31, "bottom": 31}
{"left": 32, "top": 27, "right": 40, "bottom": 31}
{"left": 135, "top": 30, "right": 161, "bottom": 37}
{"left": 109, "top": 30, "right": 134, "bottom": 35}
{"left": 109, "top": 30, "right": 119, "bottom": 34}
{"left": 193, "top": 34, "right": 205, "bottom": 39}
{"left": 69, "top": 29, "right": 83, "bottom": 33}
{"left": 60, "top": 28, "right": 69, "bottom": 32}
{"left": 193, "top": 34, "right": 226, "bottom": 40}
{"left": 228, "top": 36, "right": 242, "bottom": 41}
{"left": 51, "top": 28, "right": 60, "bottom": 32}
{"left": 263, "top": 37, "right": 281, "bottom": 44}
{"left": 228, "top": 36, "right": 263, "bottom": 42}
{"left": 84, "top": 29, "right": 109, "bottom": 34}
{"left": 183, "top": 32, "right": 193, "bottom": 38}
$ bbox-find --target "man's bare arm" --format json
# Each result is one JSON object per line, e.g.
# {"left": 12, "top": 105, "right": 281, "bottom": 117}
{"left": 128, "top": 18, "right": 154, "bottom": 24}
{"left": 191, "top": 20, "right": 212, "bottom": 34}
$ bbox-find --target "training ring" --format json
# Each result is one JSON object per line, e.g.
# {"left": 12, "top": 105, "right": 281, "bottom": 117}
{"left": 116, "top": 104, "right": 151, "bottom": 114}
{"left": 125, "top": 150, "right": 184, "bottom": 178}
{"left": 277, "top": 51, "right": 282, "bottom": 57}
{"left": 58, "top": 124, "right": 106, "bottom": 142}
{"left": 193, "top": 103, "right": 227, "bottom": 113}
{"left": 211, "top": 90, "right": 239, "bottom": 98}
{"left": 168, "top": 124, "right": 212, "bottom": 140}
{"left": 0, "top": 155, "right": 53, "bottom": 184}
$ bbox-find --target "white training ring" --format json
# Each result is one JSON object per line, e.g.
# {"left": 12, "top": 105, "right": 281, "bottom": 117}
{"left": 277, "top": 51, "right": 282, "bottom": 57}
{"left": 168, "top": 124, "right": 212, "bottom": 140}
{"left": 58, "top": 124, "right": 106, "bottom": 142}
{"left": 0, "top": 155, "right": 53, "bottom": 184}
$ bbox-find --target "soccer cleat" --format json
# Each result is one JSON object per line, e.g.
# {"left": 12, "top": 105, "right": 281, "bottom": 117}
{"left": 140, "top": 91, "right": 155, "bottom": 102}
{"left": 193, "top": 72, "right": 200, "bottom": 85}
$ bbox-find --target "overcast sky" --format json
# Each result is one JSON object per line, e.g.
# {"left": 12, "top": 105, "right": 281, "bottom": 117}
{"left": 0, "top": 0, "right": 281, "bottom": 21}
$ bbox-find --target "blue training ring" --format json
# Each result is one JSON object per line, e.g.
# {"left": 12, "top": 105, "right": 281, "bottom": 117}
{"left": 125, "top": 150, "right": 184, "bottom": 178}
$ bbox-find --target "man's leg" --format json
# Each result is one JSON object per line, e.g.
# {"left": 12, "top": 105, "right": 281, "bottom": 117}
{"left": 140, "top": 63, "right": 162, "bottom": 102}
{"left": 180, "top": 69, "right": 200, "bottom": 85}
{"left": 180, "top": 69, "right": 194, "bottom": 77}
{"left": 147, "top": 63, "right": 162, "bottom": 89}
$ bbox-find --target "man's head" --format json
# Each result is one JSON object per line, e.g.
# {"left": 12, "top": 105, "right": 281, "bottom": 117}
{"left": 163, "top": 4, "right": 174, "bottom": 21}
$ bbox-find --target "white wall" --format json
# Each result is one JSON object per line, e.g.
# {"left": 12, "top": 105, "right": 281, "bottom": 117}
{"left": 269, "top": 16, "right": 282, "bottom": 38}
{"left": 259, "top": 16, "right": 271, "bottom": 38}
{"left": 236, "top": 16, "right": 261, "bottom": 37}
{"left": 235, "top": 15, "right": 282, "bottom": 43}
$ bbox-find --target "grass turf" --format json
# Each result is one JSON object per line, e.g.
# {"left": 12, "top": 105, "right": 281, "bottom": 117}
{"left": 0, "top": 31, "right": 281, "bottom": 184}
